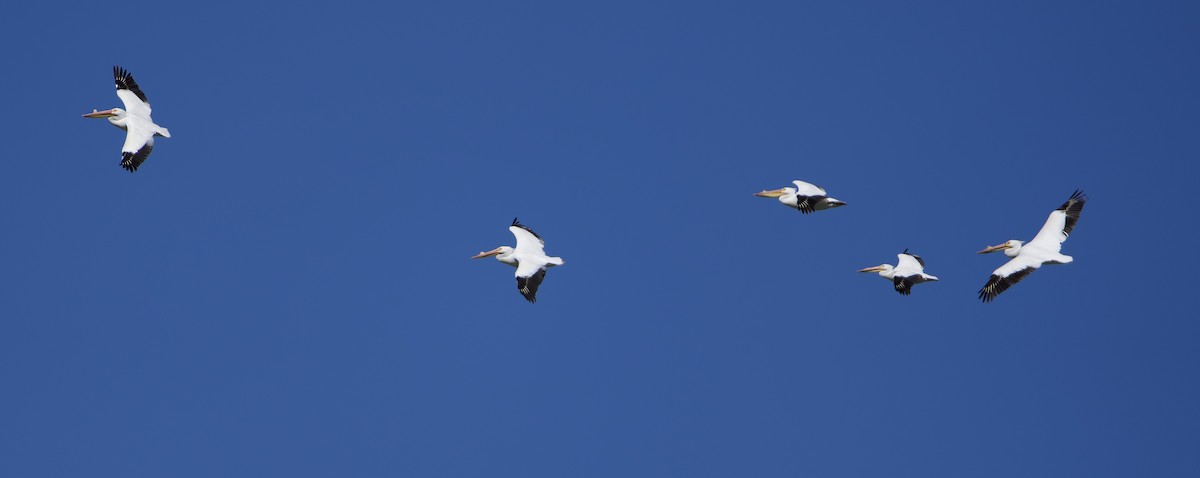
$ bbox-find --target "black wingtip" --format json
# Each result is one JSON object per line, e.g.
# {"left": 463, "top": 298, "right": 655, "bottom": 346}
{"left": 120, "top": 152, "right": 138, "bottom": 172}
{"left": 112, "top": 66, "right": 148, "bottom": 103}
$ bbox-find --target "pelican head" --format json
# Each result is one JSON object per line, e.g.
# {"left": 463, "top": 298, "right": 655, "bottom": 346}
{"left": 858, "top": 264, "right": 894, "bottom": 278}
{"left": 754, "top": 187, "right": 792, "bottom": 198}
{"left": 978, "top": 240, "right": 1023, "bottom": 257}
{"left": 82, "top": 108, "right": 124, "bottom": 119}
{"left": 472, "top": 246, "right": 513, "bottom": 259}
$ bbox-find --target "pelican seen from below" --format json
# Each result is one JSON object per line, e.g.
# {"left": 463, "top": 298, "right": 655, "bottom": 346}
{"left": 858, "top": 249, "right": 940, "bottom": 295}
{"left": 472, "top": 218, "right": 565, "bottom": 303}
{"left": 977, "top": 190, "right": 1088, "bottom": 302}
{"left": 83, "top": 66, "right": 171, "bottom": 172}
{"left": 754, "top": 180, "right": 846, "bottom": 214}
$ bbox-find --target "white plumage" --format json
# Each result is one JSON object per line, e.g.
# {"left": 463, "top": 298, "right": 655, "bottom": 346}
{"left": 754, "top": 179, "right": 847, "bottom": 214}
{"left": 859, "top": 249, "right": 940, "bottom": 295}
{"left": 977, "top": 190, "right": 1087, "bottom": 302}
{"left": 83, "top": 66, "right": 171, "bottom": 172}
{"left": 472, "top": 218, "right": 565, "bottom": 303}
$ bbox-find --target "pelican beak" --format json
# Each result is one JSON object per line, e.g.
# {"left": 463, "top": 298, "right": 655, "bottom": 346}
{"left": 82, "top": 108, "right": 116, "bottom": 118}
{"left": 858, "top": 265, "right": 885, "bottom": 273}
{"left": 754, "top": 188, "right": 787, "bottom": 198}
{"left": 472, "top": 247, "right": 502, "bottom": 259}
{"left": 977, "top": 243, "right": 1009, "bottom": 254}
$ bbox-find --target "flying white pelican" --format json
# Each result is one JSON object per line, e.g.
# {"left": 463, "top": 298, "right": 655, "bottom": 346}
{"left": 754, "top": 180, "right": 846, "bottom": 214}
{"left": 472, "top": 218, "right": 565, "bottom": 303}
{"left": 83, "top": 66, "right": 171, "bottom": 172}
{"left": 858, "top": 249, "right": 940, "bottom": 295}
{"left": 977, "top": 190, "right": 1088, "bottom": 302}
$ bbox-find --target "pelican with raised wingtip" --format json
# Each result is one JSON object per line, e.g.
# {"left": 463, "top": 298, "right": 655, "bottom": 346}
{"left": 84, "top": 66, "right": 171, "bottom": 172}
{"left": 472, "top": 218, "right": 565, "bottom": 303}
{"left": 754, "top": 180, "right": 846, "bottom": 214}
{"left": 977, "top": 190, "right": 1088, "bottom": 302}
{"left": 858, "top": 249, "right": 939, "bottom": 295}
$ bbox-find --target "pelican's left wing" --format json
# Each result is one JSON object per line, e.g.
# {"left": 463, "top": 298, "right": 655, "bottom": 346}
{"left": 978, "top": 256, "right": 1041, "bottom": 302}
{"left": 120, "top": 123, "right": 155, "bottom": 172}
{"left": 509, "top": 218, "right": 546, "bottom": 255}
{"left": 1030, "top": 190, "right": 1087, "bottom": 251}
{"left": 515, "top": 260, "right": 547, "bottom": 303}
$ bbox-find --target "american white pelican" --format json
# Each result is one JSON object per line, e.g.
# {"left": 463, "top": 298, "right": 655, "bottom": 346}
{"left": 472, "top": 218, "right": 565, "bottom": 303}
{"left": 977, "top": 190, "right": 1087, "bottom": 302}
{"left": 858, "top": 249, "right": 940, "bottom": 295}
{"left": 83, "top": 66, "right": 171, "bottom": 172}
{"left": 754, "top": 180, "right": 846, "bottom": 214}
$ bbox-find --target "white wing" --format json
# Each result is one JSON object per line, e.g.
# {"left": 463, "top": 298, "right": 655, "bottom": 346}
{"left": 117, "top": 88, "right": 152, "bottom": 118}
{"left": 1029, "top": 190, "right": 1087, "bottom": 252}
{"left": 978, "top": 255, "right": 1042, "bottom": 302}
{"left": 114, "top": 66, "right": 152, "bottom": 118}
{"left": 791, "top": 180, "right": 827, "bottom": 197}
{"left": 510, "top": 225, "right": 546, "bottom": 255}
{"left": 122, "top": 118, "right": 155, "bottom": 153}
{"left": 514, "top": 258, "right": 546, "bottom": 279}
{"left": 895, "top": 253, "right": 925, "bottom": 275}
{"left": 120, "top": 118, "right": 156, "bottom": 171}
{"left": 1029, "top": 210, "right": 1069, "bottom": 252}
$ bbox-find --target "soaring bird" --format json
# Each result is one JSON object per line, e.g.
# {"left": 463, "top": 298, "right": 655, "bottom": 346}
{"left": 83, "top": 66, "right": 171, "bottom": 172}
{"left": 977, "top": 190, "right": 1088, "bottom": 302}
{"left": 472, "top": 218, "right": 565, "bottom": 303}
{"left": 858, "top": 249, "right": 940, "bottom": 295}
{"left": 754, "top": 180, "right": 846, "bottom": 214}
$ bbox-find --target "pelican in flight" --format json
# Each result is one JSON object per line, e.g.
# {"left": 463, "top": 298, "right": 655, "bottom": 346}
{"left": 84, "top": 66, "right": 171, "bottom": 172}
{"left": 754, "top": 180, "right": 846, "bottom": 214}
{"left": 977, "top": 190, "right": 1088, "bottom": 302}
{"left": 472, "top": 218, "right": 565, "bottom": 303}
{"left": 858, "top": 249, "right": 939, "bottom": 295}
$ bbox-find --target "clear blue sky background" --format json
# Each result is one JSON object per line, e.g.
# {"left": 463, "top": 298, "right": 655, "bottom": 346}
{"left": 2, "top": 1, "right": 1198, "bottom": 476}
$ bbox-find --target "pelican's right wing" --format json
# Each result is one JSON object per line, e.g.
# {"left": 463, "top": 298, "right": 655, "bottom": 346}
{"left": 1029, "top": 190, "right": 1087, "bottom": 252}
{"left": 791, "top": 180, "right": 827, "bottom": 197}
{"left": 896, "top": 250, "right": 926, "bottom": 273}
{"left": 509, "top": 218, "right": 546, "bottom": 255}
{"left": 114, "top": 66, "right": 152, "bottom": 118}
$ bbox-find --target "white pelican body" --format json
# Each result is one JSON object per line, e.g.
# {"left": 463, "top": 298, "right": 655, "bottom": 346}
{"left": 84, "top": 66, "right": 171, "bottom": 172}
{"left": 754, "top": 180, "right": 846, "bottom": 214}
{"left": 859, "top": 249, "right": 939, "bottom": 295}
{"left": 472, "top": 218, "right": 565, "bottom": 303}
{"left": 977, "top": 190, "right": 1087, "bottom": 302}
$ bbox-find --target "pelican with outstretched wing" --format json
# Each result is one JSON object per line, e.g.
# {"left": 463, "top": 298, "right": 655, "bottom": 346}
{"left": 473, "top": 218, "right": 565, "bottom": 303}
{"left": 977, "top": 190, "right": 1088, "bottom": 302}
{"left": 84, "top": 66, "right": 171, "bottom": 172}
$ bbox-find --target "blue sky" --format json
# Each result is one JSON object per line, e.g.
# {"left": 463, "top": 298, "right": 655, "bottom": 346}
{"left": 2, "top": 0, "right": 1198, "bottom": 476}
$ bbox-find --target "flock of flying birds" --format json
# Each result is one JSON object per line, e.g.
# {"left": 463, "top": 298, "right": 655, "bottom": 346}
{"left": 85, "top": 67, "right": 1087, "bottom": 304}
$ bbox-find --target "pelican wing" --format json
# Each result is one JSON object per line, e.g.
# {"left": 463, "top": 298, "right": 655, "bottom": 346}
{"left": 894, "top": 276, "right": 915, "bottom": 295}
{"left": 509, "top": 218, "right": 546, "bottom": 255}
{"left": 791, "top": 180, "right": 827, "bottom": 197}
{"left": 896, "top": 250, "right": 926, "bottom": 271}
{"left": 1030, "top": 190, "right": 1087, "bottom": 251}
{"left": 978, "top": 256, "right": 1041, "bottom": 302}
{"left": 120, "top": 121, "right": 155, "bottom": 172}
{"left": 515, "top": 261, "right": 548, "bottom": 303}
{"left": 114, "top": 66, "right": 152, "bottom": 118}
